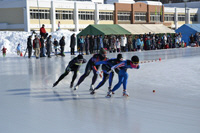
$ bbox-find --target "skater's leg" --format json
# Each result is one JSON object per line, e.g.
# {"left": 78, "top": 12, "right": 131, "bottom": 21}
{"left": 108, "top": 71, "right": 114, "bottom": 89}
{"left": 91, "top": 66, "right": 100, "bottom": 85}
{"left": 75, "top": 64, "right": 91, "bottom": 86}
{"left": 71, "top": 70, "right": 78, "bottom": 85}
{"left": 94, "top": 73, "right": 109, "bottom": 90}
{"left": 53, "top": 71, "right": 69, "bottom": 87}
{"left": 122, "top": 72, "right": 128, "bottom": 91}
{"left": 111, "top": 75, "right": 124, "bottom": 92}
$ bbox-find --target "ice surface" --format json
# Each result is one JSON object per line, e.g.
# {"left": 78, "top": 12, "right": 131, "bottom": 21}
{"left": 0, "top": 48, "right": 200, "bottom": 133}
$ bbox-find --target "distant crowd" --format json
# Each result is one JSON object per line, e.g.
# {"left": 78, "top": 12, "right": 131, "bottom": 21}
{"left": 76, "top": 32, "right": 200, "bottom": 56}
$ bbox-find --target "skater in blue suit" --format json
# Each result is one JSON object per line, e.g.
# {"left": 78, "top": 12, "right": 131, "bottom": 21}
{"left": 107, "top": 55, "right": 140, "bottom": 97}
{"left": 90, "top": 54, "right": 124, "bottom": 95}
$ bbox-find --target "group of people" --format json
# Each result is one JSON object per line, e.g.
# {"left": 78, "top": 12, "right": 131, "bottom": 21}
{"left": 53, "top": 48, "right": 140, "bottom": 97}
{"left": 73, "top": 32, "right": 200, "bottom": 56}
{"left": 26, "top": 24, "right": 66, "bottom": 59}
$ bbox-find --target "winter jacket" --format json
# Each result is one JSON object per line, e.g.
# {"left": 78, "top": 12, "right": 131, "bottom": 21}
{"left": 70, "top": 35, "right": 76, "bottom": 48}
{"left": 33, "top": 39, "right": 41, "bottom": 49}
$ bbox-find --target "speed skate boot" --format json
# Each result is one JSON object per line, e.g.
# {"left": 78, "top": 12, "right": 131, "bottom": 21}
{"left": 74, "top": 85, "right": 79, "bottom": 91}
{"left": 108, "top": 87, "right": 111, "bottom": 91}
{"left": 89, "top": 85, "right": 94, "bottom": 91}
{"left": 90, "top": 89, "right": 96, "bottom": 95}
{"left": 53, "top": 81, "right": 58, "bottom": 87}
{"left": 70, "top": 82, "right": 73, "bottom": 88}
{"left": 123, "top": 90, "right": 129, "bottom": 97}
{"left": 106, "top": 91, "right": 112, "bottom": 98}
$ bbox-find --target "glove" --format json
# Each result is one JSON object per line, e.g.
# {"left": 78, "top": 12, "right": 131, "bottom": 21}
{"left": 96, "top": 71, "right": 100, "bottom": 75}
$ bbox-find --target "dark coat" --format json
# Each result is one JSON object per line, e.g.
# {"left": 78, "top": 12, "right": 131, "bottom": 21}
{"left": 70, "top": 35, "right": 76, "bottom": 48}
{"left": 27, "top": 37, "right": 32, "bottom": 49}
{"left": 59, "top": 38, "right": 65, "bottom": 47}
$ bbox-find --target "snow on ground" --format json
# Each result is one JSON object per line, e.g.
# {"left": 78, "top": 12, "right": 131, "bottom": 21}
{"left": 0, "top": 30, "right": 74, "bottom": 56}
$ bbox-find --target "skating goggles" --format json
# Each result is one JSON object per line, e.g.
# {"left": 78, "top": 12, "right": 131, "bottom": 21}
{"left": 132, "top": 61, "right": 139, "bottom": 64}
{"left": 78, "top": 59, "right": 83, "bottom": 62}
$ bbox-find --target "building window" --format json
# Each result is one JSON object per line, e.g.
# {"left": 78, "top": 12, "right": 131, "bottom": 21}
{"left": 79, "top": 11, "right": 94, "bottom": 20}
{"left": 135, "top": 12, "right": 146, "bottom": 22}
{"left": 118, "top": 12, "right": 131, "bottom": 21}
{"left": 99, "top": 12, "right": 113, "bottom": 20}
{"left": 164, "top": 14, "right": 174, "bottom": 21}
{"left": 150, "top": 13, "right": 161, "bottom": 22}
{"left": 56, "top": 10, "right": 73, "bottom": 20}
{"left": 30, "top": 9, "right": 50, "bottom": 19}
{"left": 190, "top": 14, "right": 198, "bottom": 22}
{"left": 178, "top": 14, "right": 185, "bottom": 21}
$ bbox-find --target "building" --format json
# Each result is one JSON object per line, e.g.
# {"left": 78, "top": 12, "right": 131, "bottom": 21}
{"left": 0, "top": 0, "right": 199, "bottom": 32}
{"left": 135, "top": 0, "right": 200, "bottom": 4}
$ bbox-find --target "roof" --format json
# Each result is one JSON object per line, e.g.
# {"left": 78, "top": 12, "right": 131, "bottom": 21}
{"left": 119, "top": 24, "right": 175, "bottom": 34}
{"left": 77, "top": 24, "right": 131, "bottom": 37}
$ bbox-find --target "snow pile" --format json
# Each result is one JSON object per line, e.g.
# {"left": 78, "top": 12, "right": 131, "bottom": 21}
{"left": 0, "top": 29, "right": 75, "bottom": 56}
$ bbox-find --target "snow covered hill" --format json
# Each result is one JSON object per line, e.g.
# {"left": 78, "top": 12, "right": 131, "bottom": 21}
{"left": 0, "top": 29, "right": 74, "bottom": 56}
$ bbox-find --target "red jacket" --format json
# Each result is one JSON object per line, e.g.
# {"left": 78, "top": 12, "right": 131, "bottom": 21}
{"left": 33, "top": 39, "right": 41, "bottom": 48}
{"left": 40, "top": 27, "right": 46, "bottom": 34}
{"left": 2, "top": 48, "right": 7, "bottom": 53}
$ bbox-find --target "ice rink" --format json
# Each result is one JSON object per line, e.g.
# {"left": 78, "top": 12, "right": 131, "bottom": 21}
{"left": 0, "top": 47, "right": 200, "bottom": 133}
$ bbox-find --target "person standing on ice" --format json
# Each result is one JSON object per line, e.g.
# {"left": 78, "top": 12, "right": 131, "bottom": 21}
{"left": 33, "top": 35, "right": 41, "bottom": 59}
{"left": 90, "top": 53, "right": 124, "bottom": 95}
{"left": 59, "top": 36, "right": 65, "bottom": 56}
{"left": 46, "top": 35, "right": 52, "bottom": 58}
{"left": 74, "top": 48, "right": 108, "bottom": 91}
{"left": 16, "top": 44, "right": 21, "bottom": 56}
{"left": 107, "top": 55, "right": 140, "bottom": 97}
{"left": 53, "top": 54, "right": 87, "bottom": 88}
{"left": 1, "top": 46, "right": 7, "bottom": 57}
{"left": 70, "top": 33, "right": 76, "bottom": 55}
{"left": 27, "top": 36, "right": 33, "bottom": 58}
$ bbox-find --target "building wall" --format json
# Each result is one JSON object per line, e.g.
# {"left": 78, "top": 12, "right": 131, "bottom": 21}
{"left": 0, "top": 8, "right": 24, "bottom": 24}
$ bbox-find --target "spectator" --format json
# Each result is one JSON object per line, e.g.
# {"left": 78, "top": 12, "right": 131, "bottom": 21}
{"left": 140, "top": 38, "right": 144, "bottom": 51}
{"left": 146, "top": 36, "right": 151, "bottom": 50}
{"left": 194, "top": 32, "right": 199, "bottom": 47}
{"left": 132, "top": 36, "right": 137, "bottom": 51}
{"left": 70, "top": 33, "right": 76, "bottom": 55}
{"left": 127, "top": 35, "right": 132, "bottom": 51}
{"left": 33, "top": 35, "right": 41, "bottom": 59}
{"left": 116, "top": 37, "right": 121, "bottom": 52}
{"left": 103, "top": 35, "right": 109, "bottom": 50}
{"left": 190, "top": 34, "right": 196, "bottom": 47}
{"left": 89, "top": 35, "right": 94, "bottom": 54}
{"left": 121, "top": 35, "right": 127, "bottom": 52}
{"left": 136, "top": 36, "right": 142, "bottom": 51}
{"left": 85, "top": 34, "right": 90, "bottom": 55}
{"left": 59, "top": 36, "right": 65, "bottom": 56}
{"left": 16, "top": 43, "right": 21, "bottom": 56}
{"left": 97, "top": 35, "right": 100, "bottom": 53}
{"left": 27, "top": 35, "right": 33, "bottom": 58}
{"left": 46, "top": 35, "right": 52, "bottom": 58}
{"left": 78, "top": 35, "right": 84, "bottom": 55}
{"left": 99, "top": 35, "right": 103, "bottom": 49}
{"left": 40, "top": 36, "right": 46, "bottom": 57}
{"left": 58, "top": 21, "right": 60, "bottom": 30}
{"left": 53, "top": 38, "right": 59, "bottom": 55}
{"left": 40, "top": 24, "right": 48, "bottom": 39}
{"left": 1, "top": 46, "right": 7, "bottom": 57}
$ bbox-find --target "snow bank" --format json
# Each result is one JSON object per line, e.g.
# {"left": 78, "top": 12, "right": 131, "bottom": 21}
{"left": 0, "top": 29, "right": 75, "bottom": 56}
